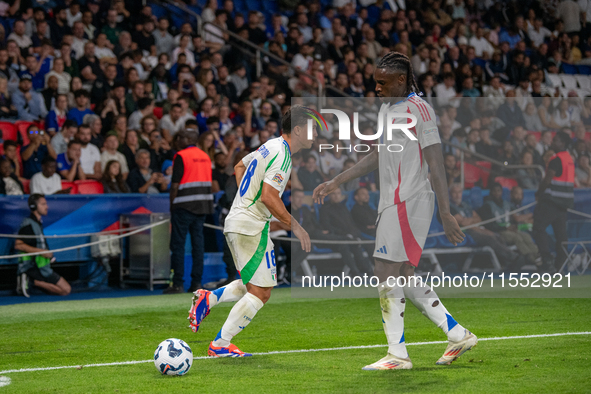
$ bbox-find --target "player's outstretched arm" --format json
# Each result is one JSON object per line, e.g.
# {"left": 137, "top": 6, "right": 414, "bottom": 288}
{"left": 261, "top": 183, "right": 311, "bottom": 252}
{"left": 313, "top": 150, "right": 379, "bottom": 204}
{"left": 423, "top": 144, "right": 465, "bottom": 246}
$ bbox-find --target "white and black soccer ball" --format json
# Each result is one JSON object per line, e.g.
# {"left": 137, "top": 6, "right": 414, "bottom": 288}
{"left": 154, "top": 338, "right": 193, "bottom": 376}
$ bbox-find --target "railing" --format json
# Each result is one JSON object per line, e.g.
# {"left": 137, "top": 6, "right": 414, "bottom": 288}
{"left": 441, "top": 140, "right": 546, "bottom": 187}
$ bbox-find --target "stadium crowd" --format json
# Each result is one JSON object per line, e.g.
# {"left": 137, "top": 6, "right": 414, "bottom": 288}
{"left": 1, "top": 0, "right": 590, "bottom": 280}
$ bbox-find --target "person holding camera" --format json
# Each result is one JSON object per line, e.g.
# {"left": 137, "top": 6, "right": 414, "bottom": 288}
{"left": 126, "top": 149, "right": 168, "bottom": 194}
{"left": 21, "top": 124, "right": 57, "bottom": 179}
{"left": 14, "top": 194, "right": 71, "bottom": 297}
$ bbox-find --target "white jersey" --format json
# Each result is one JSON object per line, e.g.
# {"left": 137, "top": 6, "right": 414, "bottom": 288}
{"left": 377, "top": 93, "right": 441, "bottom": 213}
{"left": 224, "top": 136, "right": 292, "bottom": 236}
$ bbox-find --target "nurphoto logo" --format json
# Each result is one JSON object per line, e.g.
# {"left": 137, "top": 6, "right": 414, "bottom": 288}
{"left": 307, "top": 105, "right": 418, "bottom": 153}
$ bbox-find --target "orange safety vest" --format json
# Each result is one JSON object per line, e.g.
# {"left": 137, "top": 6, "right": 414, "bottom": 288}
{"left": 172, "top": 146, "right": 214, "bottom": 214}
{"left": 542, "top": 150, "right": 574, "bottom": 210}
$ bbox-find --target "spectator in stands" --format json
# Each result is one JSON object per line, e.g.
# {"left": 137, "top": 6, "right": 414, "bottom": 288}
{"left": 7, "top": 20, "right": 32, "bottom": 50}
{"left": 83, "top": 114, "right": 103, "bottom": 149}
{"left": 496, "top": 90, "right": 525, "bottom": 134}
{"left": 45, "top": 94, "right": 68, "bottom": 136}
{"left": 478, "top": 182, "right": 539, "bottom": 265}
{"left": 78, "top": 41, "right": 103, "bottom": 85}
{"left": 15, "top": 194, "right": 71, "bottom": 297}
{"left": 350, "top": 187, "right": 377, "bottom": 237}
{"left": 525, "top": 134, "right": 544, "bottom": 166}
{"left": 298, "top": 154, "right": 324, "bottom": 191}
{"left": 516, "top": 150, "right": 542, "bottom": 190}
{"left": 50, "top": 119, "right": 77, "bottom": 155}
{"left": 510, "top": 186, "right": 534, "bottom": 230}
{"left": 148, "top": 129, "right": 173, "bottom": 173}
{"left": 30, "top": 156, "right": 70, "bottom": 195}
{"left": 90, "top": 63, "right": 118, "bottom": 106}
{"left": 13, "top": 75, "right": 48, "bottom": 122}
{"left": 449, "top": 183, "right": 524, "bottom": 270}
{"left": 127, "top": 149, "right": 167, "bottom": 194}
{"left": 67, "top": 89, "right": 93, "bottom": 125}
{"left": 119, "top": 129, "right": 146, "bottom": 172}
{"left": 127, "top": 97, "right": 155, "bottom": 131}
{"left": 101, "top": 160, "right": 130, "bottom": 193}
{"left": 101, "top": 134, "right": 129, "bottom": 179}
{"left": 57, "top": 140, "right": 85, "bottom": 181}
{"left": 575, "top": 153, "right": 591, "bottom": 187}
{"left": 536, "top": 130, "right": 553, "bottom": 157}
{"left": 41, "top": 75, "right": 59, "bottom": 113}
{"left": 154, "top": 17, "right": 174, "bottom": 56}
{"left": 444, "top": 153, "right": 461, "bottom": 184}
{"left": 435, "top": 72, "right": 459, "bottom": 108}
{"left": 160, "top": 103, "right": 188, "bottom": 142}
{"left": 0, "top": 157, "right": 23, "bottom": 195}
{"left": 76, "top": 124, "right": 101, "bottom": 179}
{"left": 0, "top": 75, "right": 17, "bottom": 119}
{"left": 22, "top": 125, "right": 57, "bottom": 179}
{"left": 2, "top": 140, "right": 20, "bottom": 176}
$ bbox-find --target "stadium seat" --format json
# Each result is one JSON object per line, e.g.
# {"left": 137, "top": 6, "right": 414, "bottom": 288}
{"left": 0, "top": 121, "right": 18, "bottom": 141}
{"left": 21, "top": 179, "right": 30, "bottom": 194}
{"left": 577, "top": 65, "right": 591, "bottom": 75}
{"left": 529, "top": 131, "right": 542, "bottom": 142}
{"left": 463, "top": 162, "right": 481, "bottom": 189}
{"left": 562, "top": 64, "right": 578, "bottom": 75}
{"left": 494, "top": 176, "right": 518, "bottom": 189}
{"left": 546, "top": 74, "right": 562, "bottom": 87}
{"left": 575, "top": 75, "right": 591, "bottom": 90}
{"left": 61, "top": 181, "right": 78, "bottom": 194}
{"left": 15, "top": 121, "right": 35, "bottom": 145}
{"left": 153, "top": 106, "right": 163, "bottom": 119}
{"left": 150, "top": 3, "right": 168, "bottom": 19}
{"left": 473, "top": 57, "right": 487, "bottom": 68}
{"left": 476, "top": 161, "right": 492, "bottom": 188}
{"left": 560, "top": 74, "right": 578, "bottom": 89}
{"left": 75, "top": 180, "right": 104, "bottom": 194}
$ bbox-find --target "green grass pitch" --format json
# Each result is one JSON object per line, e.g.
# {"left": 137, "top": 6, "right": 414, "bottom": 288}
{"left": 0, "top": 289, "right": 590, "bottom": 393}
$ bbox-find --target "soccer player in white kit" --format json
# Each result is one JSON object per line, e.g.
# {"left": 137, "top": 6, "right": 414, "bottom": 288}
{"left": 188, "top": 106, "right": 315, "bottom": 357}
{"left": 314, "top": 52, "right": 478, "bottom": 370}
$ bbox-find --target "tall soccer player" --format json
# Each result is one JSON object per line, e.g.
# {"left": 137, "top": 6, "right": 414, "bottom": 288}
{"left": 188, "top": 105, "right": 315, "bottom": 357}
{"left": 313, "top": 52, "right": 477, "bottom": 370}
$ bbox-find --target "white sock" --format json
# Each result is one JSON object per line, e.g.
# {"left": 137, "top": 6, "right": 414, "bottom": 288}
{"left": 212, "top": 292, "right": 264, "bottom": 347}
{"left": 208, "top": 280, "right": 247, "bottom": 308}
{"left": 378, "top": 281, "right": 408, "bottom": 359}
{"left": 403, "top": 276, "right": 465, "bottom": 342}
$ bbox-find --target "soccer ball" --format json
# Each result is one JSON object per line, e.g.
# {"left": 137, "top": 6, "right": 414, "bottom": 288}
{"left": 154, "top": 338, "right": 193, "bottom": 376}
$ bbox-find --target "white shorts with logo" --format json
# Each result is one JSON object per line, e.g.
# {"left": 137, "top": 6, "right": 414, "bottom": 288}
{"left": 225, "top": 223, "right": 277, "bottom": 287}
{"left": 373, "top": 190, "right": 435, "bottom": 267}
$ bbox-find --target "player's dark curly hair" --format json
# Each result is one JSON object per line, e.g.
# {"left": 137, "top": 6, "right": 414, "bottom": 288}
{"left": 281, "top": 105, "right": 314, "bottom": 135}
{"left": 375, "top": 51, "right": 421, "bottom": 97}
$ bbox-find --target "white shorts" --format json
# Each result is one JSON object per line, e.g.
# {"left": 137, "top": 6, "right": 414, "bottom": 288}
{"left": 373, "top": 190, "right": 435, "bottom": 266}
{"left": 225, "top": 223, "right": 277, "bottom": 288}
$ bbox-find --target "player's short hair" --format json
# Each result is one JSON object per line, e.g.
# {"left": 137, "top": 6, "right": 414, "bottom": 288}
{"left": 281, "top": 105, "right": 315, "bottom": 135}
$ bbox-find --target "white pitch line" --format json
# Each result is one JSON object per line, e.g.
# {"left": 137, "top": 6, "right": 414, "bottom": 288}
{"left": 1, "top": 331, "right": 590, "bottom": 375}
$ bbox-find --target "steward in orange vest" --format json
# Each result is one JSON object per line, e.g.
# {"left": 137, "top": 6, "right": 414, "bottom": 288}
{"left": 533, "top": 131, "right": 574, "bottom": 273}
